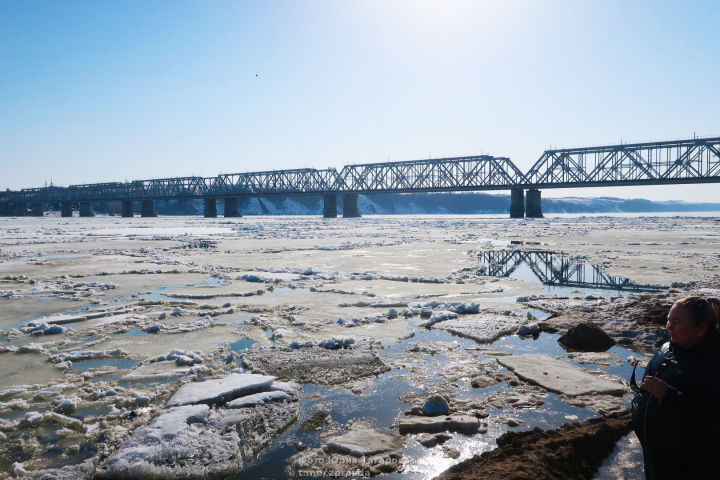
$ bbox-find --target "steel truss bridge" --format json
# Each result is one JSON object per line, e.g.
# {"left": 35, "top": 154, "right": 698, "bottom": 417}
{"left": 1, "top": 136, "right": 719, "bottom": 218}
{"left": 476, "top": 250, "right": 665, "bottom": 293}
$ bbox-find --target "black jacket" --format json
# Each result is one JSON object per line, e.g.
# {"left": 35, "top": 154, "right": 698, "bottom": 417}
{"left": 632, "top": 332, "right": 720, "bottom": 480}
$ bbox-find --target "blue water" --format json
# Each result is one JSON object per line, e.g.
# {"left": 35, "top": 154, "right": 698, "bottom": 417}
{"left": 231, "top": 306, "right": 642, "bottom": 480}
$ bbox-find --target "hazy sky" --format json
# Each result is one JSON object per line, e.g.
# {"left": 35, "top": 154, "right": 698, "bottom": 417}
{"left": 2, "top": 0, "right": 719, "bottom": 202}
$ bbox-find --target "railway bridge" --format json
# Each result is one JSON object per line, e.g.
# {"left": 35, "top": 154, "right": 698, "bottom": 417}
{"left": 1, "top": 136, "right": 718, "bottom": 219}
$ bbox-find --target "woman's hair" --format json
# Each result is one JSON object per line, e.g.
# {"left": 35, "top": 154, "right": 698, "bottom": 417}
{"left": 673, "top": 296, "right": 719, "bottom": 332}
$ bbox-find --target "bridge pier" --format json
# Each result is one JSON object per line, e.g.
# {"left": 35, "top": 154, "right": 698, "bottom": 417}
{"left": 12, "top": 203, "right": 27, "bottom": 216}
{"left": 526, "top": 189, "right": 543, "bottom": 218}
{"left": 0, "top": 203, "right": 9, "bottom": 216}
{"left": 61, "top": 202, "right": 73, "bottom": 217}
{"left": 121, "top": 200, "right": 134, "bottom": 217}
{"left": 223, "top": 197, "right": 241, "bottom": 217}
{"left": 342, "top": 194, "right": 361, "bottom": 218}
{"left": 204, "top": 198, "right": 217, "bottom": 218}
{"left": 79, "top": 202, "right": 94, "bottom": 217}
{"left": 323, "top": 194, "right": 337, "bottom": 218}
{"left": 510, "top": 188, "right": 525, "bottom": 218}
{"left": 141, "top": 200, "right": 157, "bottom": 217}
{"left": 29, "top": 203, "right": 44, "bottom": 217}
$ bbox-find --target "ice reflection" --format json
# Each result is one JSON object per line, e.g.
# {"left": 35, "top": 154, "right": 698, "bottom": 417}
{"left": 477, "top": 250, "right": 666, "bottom": 293}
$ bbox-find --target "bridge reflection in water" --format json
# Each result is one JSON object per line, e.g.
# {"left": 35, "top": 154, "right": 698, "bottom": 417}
{"left": 476, "top": 250, "right": 666, "bottom": 293}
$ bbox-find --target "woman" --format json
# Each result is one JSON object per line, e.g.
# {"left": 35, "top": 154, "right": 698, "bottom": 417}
{"left": 632, "top": 296, "right": 720, "bottom": 480}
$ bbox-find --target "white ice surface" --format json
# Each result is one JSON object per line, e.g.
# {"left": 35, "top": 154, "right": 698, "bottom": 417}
{"left": 226, "top": 390, "right": 289, "bottom": 408}
{"left": 166, "top": 373, "right": 276, "bottom": 407}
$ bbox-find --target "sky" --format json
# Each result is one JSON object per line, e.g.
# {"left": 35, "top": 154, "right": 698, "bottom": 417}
{"left": 1, "top": 0, "right": 719, "bottom": 202}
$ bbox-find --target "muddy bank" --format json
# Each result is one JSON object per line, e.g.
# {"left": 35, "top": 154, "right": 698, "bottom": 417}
{"left": 537, "top": 290, "right": 715, "bottom": 353}
{"left": 435, "top": 410, "right": 632, "bottom": 480}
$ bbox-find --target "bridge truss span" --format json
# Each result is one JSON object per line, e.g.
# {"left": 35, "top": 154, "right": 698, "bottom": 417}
{"left": 523, "top": 137, "right": 720, "bottom": 188}
{"left": 2, "top": 135, "right": 720, "bottom": 218}
{"left": 208, "top": 168, "right": 341, "bottom": 196}
{"left": 336, "top": 155, "right": 525, "bottom": 194}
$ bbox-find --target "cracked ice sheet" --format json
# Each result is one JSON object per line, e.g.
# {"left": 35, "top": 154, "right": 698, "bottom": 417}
{"left": 0, "top": 352, "right": 63, "bottom": 391}
{"left": 163, "top": 281, "right": 264, "bottom": 299}
{"left": 2, "top": 254, "right": 175, "bottom": 279}
{"left": 431, "top": 312, "right": 529, "bottom": 344}
{"left": 74, "top": 272, "right": 209, "bottom": 298}
{"left": 325, "top": 278, "right": 539, "bottom": 302}
{"left": 198, "top": 242, "right": 477, "bottom": 279}
{"left": 90, "top": 323, "right": 241, "bottom": 358}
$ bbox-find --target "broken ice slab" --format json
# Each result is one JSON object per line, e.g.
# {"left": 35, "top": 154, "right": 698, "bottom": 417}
{"left": 165, "top": 373, "right": 276, "bottom": 407}
{"left": 496, "top": 353, "right": 625, "bottom": 396}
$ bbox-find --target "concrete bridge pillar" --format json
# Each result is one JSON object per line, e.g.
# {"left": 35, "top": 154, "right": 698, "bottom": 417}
{"left": 323, "top": 194, "right": 337, "bottom": 218}
{"left": 61, "top": 202, "right": 73, "bottom": 217}
{"left": 342, "top": 194, "right": 361, "bottom": 218}
{"left": 141, "top": 200, "right": 157, "bottom": 217}
{"left": 79, "top": 202, "right": 94, "bottom": 217}
{"left": 29, "top": 203, "right": 44, "bottom": 217}
{"left": 223, "top": 197, "right": 241, "bottom": 217}
{"left": 526, "top": 189, "right": 543, "bottom": 218}
{"left": 13, "top": 203, "right": 27, "bottom": 216}
{"left": 510, "top": 188, "right": 525, "bottom": 218}
{"left": 204, "top": 198, "right": 217, "bottom": 218}
{"left": 121, "top": 200, "right": 134, "bottom": 217}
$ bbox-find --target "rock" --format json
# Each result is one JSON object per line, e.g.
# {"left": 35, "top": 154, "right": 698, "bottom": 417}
{"left": 166, "top": 373, "right": 276, "bottom": 407}
{"left": 399, "top": 414, "right": 482, "bottom": 434}
{"left": 496, "top": 354, "right": 625, "bottom": 396}
{"left": 325, "top": 428, "right": 404, "bottom": 457}
{"left": 422, "top": 395, "right": 450, "bottom": 416}
{"left": 558, "top": 322, "right": 615, "bottom": 352}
